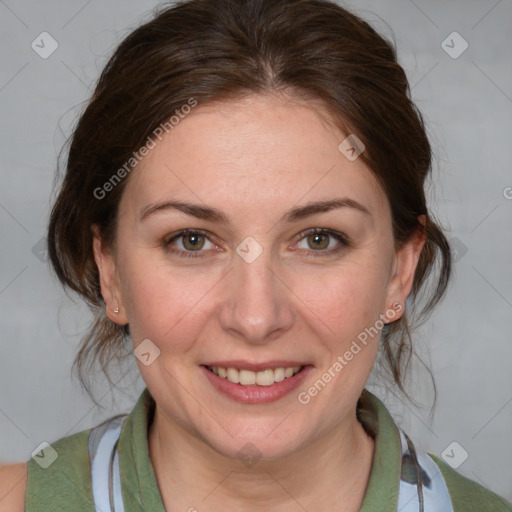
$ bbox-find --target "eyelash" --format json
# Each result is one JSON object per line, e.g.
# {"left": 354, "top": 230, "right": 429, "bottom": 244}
{"left": 163, "top": 228, "right": 350, "bottom": 259}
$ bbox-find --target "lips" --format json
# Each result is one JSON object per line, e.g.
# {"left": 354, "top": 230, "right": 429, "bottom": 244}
{"left": 200, "top": 361, "right": 313, "bottom": 404}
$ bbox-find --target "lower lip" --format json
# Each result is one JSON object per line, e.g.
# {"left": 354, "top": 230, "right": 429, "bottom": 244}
{"left": 201, "top": 365, "right": 313, "bottom": 404}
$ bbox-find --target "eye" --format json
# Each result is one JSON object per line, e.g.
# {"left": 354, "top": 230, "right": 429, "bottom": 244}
{"left": 295, "top": 228, "right": 349, "bottom": 256}
{"left": 164, "top": 228, "right": 350, "bottom": 260}
{"left": 164, "top": 229, "right": 217, "bottom": 258}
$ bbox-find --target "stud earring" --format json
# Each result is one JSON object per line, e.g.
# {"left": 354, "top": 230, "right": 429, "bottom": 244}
{"left": 114, "top": 307, "right": 119, "bottom": 314}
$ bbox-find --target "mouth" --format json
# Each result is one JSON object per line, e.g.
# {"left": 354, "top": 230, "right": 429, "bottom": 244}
{"left": 200, "top": 362, "right": 313, "bottom": 404}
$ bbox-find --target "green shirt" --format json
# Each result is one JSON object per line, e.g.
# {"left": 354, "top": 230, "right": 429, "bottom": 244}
{"left": 24, "top": 387, "right": 512, "bottom": 511}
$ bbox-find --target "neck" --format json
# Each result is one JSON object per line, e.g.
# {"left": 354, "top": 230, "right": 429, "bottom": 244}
{"left": 148, "top": 404, "right": 375, "bottom": 512}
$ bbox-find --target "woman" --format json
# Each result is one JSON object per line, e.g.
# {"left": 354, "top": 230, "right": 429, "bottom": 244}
{"left": 1, "top": 0, "right": 510, "bottom": 510}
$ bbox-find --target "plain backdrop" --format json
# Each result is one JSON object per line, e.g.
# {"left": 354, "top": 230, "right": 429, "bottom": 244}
{"left": 1, "top": 0, "right": 511, "bottom": 502}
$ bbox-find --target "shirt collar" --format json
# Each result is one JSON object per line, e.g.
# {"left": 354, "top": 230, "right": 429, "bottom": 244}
{"left": 358, "top": 388, "right": 401, "bottom": 511}
{"left": 118, "top": 387, "right": 401, "bottom": 512}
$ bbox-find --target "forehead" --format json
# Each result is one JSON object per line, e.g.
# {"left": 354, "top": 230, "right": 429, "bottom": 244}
{"left": 119, "top": 94, "right": 387, "bottom": 221}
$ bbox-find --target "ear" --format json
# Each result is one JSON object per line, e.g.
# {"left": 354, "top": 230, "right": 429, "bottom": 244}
{"left": 385, "top": 215, "right": 427, "bottom": 321}
{"left": 91, "top": 224, "right": 129, "bottom": 325}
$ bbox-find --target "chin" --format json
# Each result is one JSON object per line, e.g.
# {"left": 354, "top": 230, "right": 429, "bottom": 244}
{"left": 196, "top": 415, "right": 310, "bottom": 464}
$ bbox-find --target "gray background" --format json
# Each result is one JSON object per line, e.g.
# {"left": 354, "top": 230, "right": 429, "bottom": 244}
{"left": 1, "top": 0, "right": 511, "bottom": 502}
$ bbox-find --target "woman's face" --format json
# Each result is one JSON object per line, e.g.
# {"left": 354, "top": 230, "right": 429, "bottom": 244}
{"left": 94, "top": 93, "right": 423, "bottom": 460}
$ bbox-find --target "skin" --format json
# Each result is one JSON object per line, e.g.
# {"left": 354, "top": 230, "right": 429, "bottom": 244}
{"left": 0, "top": 463, "right": 26, "bottom": 512}
{"left": 91, "top": 93, "right": 425, "bottom": 512}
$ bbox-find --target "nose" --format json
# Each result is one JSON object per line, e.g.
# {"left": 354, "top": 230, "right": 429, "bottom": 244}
{"left": 218, "top": 248, "right": 295, "bottom": 344}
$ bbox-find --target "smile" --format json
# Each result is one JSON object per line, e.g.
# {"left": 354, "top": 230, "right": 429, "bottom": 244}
{"left": 205, "top": 365, "right": 303, "bottom": 386}
{"left": 201, "top": 363, "right": 313, "bottom": 404}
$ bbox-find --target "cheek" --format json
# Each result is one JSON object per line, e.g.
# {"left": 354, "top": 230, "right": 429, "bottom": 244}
{"left": 294, "top": 262, "right": 387, "bottom": 405}
{"left": 118, "top": 252, "right": 218, "bottom": 352}
{"left": 293, "top": 255, "right": 390, "bottom": 338}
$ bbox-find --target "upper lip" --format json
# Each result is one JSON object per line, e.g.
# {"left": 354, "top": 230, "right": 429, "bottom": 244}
{"left": 202, "top": 360, "right": 311, "bottom": 372}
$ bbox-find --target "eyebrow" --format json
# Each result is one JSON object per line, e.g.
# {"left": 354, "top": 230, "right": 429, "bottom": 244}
{"left": 139, "top": 197, "right": 371, "bottom": 224}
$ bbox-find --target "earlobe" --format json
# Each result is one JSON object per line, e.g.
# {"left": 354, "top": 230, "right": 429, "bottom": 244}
{"left": 91, "top": 224, "right": 128, "bottom": 325}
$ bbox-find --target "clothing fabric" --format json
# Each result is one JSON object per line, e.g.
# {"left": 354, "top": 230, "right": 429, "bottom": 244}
{"left": 25, "top": 387, "right": 512, "bottom": 511}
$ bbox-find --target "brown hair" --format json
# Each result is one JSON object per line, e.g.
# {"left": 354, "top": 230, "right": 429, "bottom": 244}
{"left": 48, "top": 0, "right": 451, "bottom": 405}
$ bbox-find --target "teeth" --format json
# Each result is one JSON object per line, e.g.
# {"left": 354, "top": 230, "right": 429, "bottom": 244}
{"left": 273, "top": 367, "right": 285, "bottom": 382}
{"left": 207, "top": 365, "right": 303, "bottom": 386}
{"left": 239, "top": 369, "right": 256, "bottom": 385}
{"left": 227, "top": 367, "right": 240, "bottom": 383}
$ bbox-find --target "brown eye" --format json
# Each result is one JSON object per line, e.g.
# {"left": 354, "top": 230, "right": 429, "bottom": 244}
{"left": 307, "top": 233, "right": 330, "bottom": 250}
{"left": 164, "top": 229, "right": 216, "bottom": 259}
{"left": 295, "top": 228, "right": 349, "bottom": 257}
{"left": 182, "top": 232, "right": 206, "bottom": 251}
